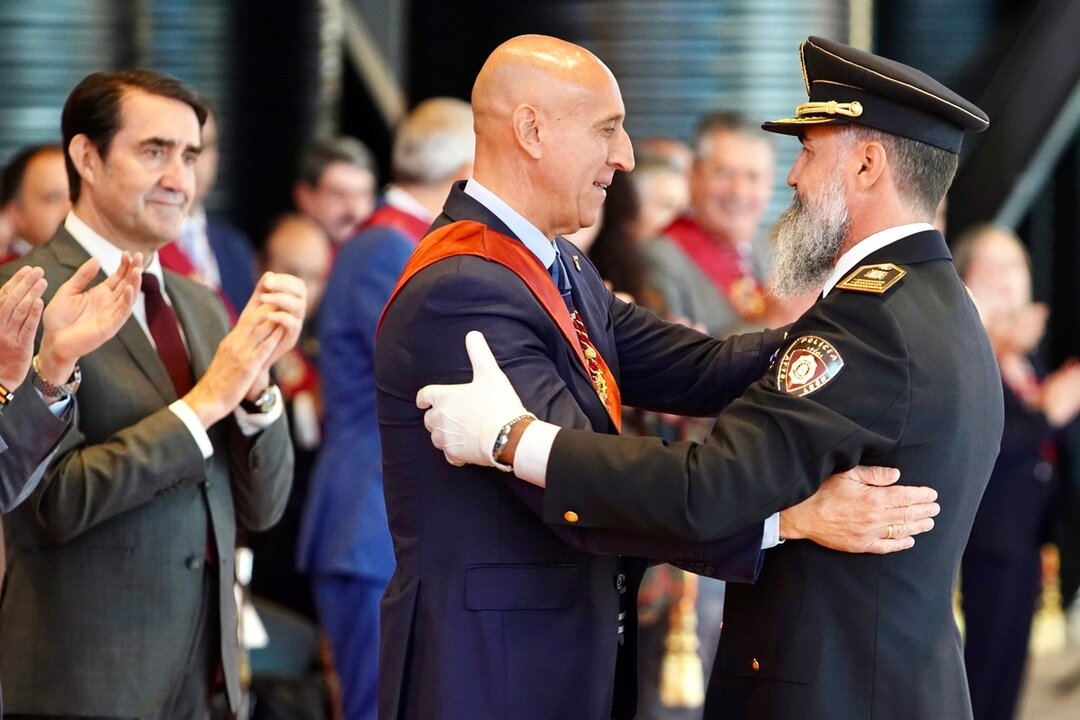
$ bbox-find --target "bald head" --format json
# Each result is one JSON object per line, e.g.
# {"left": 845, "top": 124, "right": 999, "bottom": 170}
{"left": 470, "top": 35, "right": 634, "bottom": 239}
{"left": 264, "top": 213, "right": 331, "bottom": 315}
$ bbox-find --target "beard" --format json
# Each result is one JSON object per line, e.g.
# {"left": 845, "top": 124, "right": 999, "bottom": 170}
{"left": 771, "top": 165, "right": 850, "bottom": 299}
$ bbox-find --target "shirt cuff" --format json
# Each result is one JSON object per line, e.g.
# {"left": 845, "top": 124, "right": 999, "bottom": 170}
{"left": 170, "top": 399, "right": 214, "bottom": 459}
{"left": 514, "top": 419, "right": 561, "bottom": 486}
{"left": 232, "top": 385, "right": 284, "bottom": 436}
{"left": 47, "top": 394, "right": 72, "bottom": 417}
{"left": 762, "top": 512, "right": 782, "bottom": 549}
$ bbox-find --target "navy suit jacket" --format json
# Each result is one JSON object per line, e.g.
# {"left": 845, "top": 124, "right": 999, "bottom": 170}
{"left": 206, "top": 217, "right": 257, "bottom": 314}
{"left": 374, "top": 183, "right": 783, "bottom": 720}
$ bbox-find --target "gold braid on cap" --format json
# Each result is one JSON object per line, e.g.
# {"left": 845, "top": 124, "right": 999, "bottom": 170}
{"left": 795, "top": 100, "right": 864, "bottom": 118}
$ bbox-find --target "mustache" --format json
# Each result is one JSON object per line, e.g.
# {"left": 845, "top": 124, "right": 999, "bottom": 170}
{"left": 146, "top": 190, "right": 187, "bottom": 206}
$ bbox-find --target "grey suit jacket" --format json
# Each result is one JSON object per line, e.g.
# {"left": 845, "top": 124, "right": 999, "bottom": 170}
{"left": 0, "top": 390, "right": 73, "bottom": 512}
{"left": 0, "top": 229, "right": 293, "bottom": 717}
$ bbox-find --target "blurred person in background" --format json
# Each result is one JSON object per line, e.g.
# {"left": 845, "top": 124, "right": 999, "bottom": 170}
{"left": 955, "top": 223, "right": 1080, "bottom": 720}
{"left": 247, "top": 213, "right": 332, "bottom": 623}
{"left": 160, "top": 101, "right": 258, "bottom": 319}
{"left": 296, "top": 97, "right": 474, "bottom": 720}
{"left": 0, "top": 144, "right": 70, "bottom": 264}
{"left": 636, "top": 112, "right": 779, "bottom": 720}
{"left": 293, "top": 135, "right": 378, "bottom": 250}
{"left": 637, "top": 135, "right": 695, "bottom": 178}
{"left": 644, "top": 111, "right": 776, "bottom": 339}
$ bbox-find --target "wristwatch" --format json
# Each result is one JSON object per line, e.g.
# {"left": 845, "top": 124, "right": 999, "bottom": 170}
{"left": 240, "top": 384, "right": 278, "bottom": 415}
{"left": 491, "top": 413, "right": 535, "bottom": 470}
{"left": 30, "top": 355, "right": 81, "bottom": 400}
{"left": 0, "top": 380, "right": 13, "bottom": 418}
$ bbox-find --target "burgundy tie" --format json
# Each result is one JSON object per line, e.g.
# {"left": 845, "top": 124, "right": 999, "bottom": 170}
{"left": 142, "top": 273, "right": 194, "bottom": 397}
{"left": 144, "top": 273, "right": 218, "bottom": 565}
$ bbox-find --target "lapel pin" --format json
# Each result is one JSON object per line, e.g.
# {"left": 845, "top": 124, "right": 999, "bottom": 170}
{"left": 572, "top": 255, "right": 581, "bottom": 272}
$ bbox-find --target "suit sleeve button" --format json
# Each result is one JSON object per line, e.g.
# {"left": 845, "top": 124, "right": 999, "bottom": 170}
{"left": 751, "top": 658, "right": 760, "bottom": 672}
{"left": 186, "top": 556, "right": 203, "bottom": 571}
{"left": 563, "top": 511, "right": 579, "bottom": 523}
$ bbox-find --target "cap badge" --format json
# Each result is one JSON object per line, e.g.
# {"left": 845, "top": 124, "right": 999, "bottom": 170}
{"left": 777, "top": 335, "right": 844, "bottom": 397}
{"left": 836, "top": 263, "right": 907, "bottom": 294}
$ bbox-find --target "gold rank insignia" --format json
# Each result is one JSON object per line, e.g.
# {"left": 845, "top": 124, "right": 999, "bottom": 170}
{"left": 836, "top": 263, "right": 907, "bottom": 294}
{"left": 776, "top": 335, "right": 844, "bottom": 397}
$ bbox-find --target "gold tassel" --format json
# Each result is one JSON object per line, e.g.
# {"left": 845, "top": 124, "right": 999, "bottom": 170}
{"left": 659, "top": 570, "right": 705, "bottom": 708}
{"left": 1030, "top": 544, "right": 1067, "bottom": 656}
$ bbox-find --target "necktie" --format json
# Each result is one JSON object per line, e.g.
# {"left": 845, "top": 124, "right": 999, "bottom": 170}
{"left": 550, "top": 253, "right": 625, "bottom": 641}
{"left": 142, "top": 273, "right": 194, "bottom": 397}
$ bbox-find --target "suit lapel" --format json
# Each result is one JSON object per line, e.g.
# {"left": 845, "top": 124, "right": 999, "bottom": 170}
{"left": 48, "top": 231, "right": 177, "bottom": 403}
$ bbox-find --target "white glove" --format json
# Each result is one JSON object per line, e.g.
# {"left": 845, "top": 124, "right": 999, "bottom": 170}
{"left": 416, "top": 331, "right": 534, "bottom": 470}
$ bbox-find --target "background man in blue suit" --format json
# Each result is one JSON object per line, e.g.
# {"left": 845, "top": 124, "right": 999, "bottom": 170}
{"left": 378, "top": 35, "right": 938, "bottom": 720}
{"left": 296, "top": 97, "right": 475, "bottom": 720}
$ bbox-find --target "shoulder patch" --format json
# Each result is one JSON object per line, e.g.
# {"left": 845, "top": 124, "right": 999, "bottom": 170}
{"left": 836, "top": 263, "right": 906, "bottom": 294}
{"left": 776, "top": 335, "right": 845, "bottom": 396}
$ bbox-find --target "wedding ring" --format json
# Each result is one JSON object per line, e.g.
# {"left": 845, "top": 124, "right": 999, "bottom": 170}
{"left": 886, "top": 524, "right": 896, "bottom": 540}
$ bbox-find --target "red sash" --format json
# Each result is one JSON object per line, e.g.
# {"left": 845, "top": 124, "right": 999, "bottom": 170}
{"left": 380, "top": 220, "right": 622, "bottom": 431}
{"left": 362, "top": 203, "right": 431, "bottom": 243}
{"left": 665, "top": 217, "right": 766, "bottom": 322}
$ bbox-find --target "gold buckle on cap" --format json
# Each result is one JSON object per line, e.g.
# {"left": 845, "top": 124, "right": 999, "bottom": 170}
{"left": 795, "top": 100, "right": 863, "bottom": 118}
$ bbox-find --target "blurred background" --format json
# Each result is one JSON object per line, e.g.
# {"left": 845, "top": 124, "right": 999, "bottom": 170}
{"left": 3, "top": 0, "right": 1077, "bottom": 356}
{"left": 2, "top": 0, "right": 1080, "bottom": 716}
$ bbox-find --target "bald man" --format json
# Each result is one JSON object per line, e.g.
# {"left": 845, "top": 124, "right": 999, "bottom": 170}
{"left": 375, "top": 35, "right": 935, "bottom": 720}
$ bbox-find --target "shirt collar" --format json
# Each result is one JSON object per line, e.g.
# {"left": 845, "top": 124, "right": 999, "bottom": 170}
{"left": 384, "top": 185, "right": 435, "bottom": 223}
{"left": 822, "top": 223, "right": 934, "bottom": 297}
{"left": 64, "top": 211, "right": 164, "bottom": 285}
{"left": 464, "top": 178, "right": 557, "bottom": 270}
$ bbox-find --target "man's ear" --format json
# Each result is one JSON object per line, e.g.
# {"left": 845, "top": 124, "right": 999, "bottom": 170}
{"left": 852, "top": 139, "right": 887, "bottom": 190}
{"left": 68, "top": 134, "right": 99, "bottom": 187}
{"left": 293, "top": 183, "right": 312, "bottom": 213}
{"left": 512, "top": 104, "right": 543, "bottom": 160}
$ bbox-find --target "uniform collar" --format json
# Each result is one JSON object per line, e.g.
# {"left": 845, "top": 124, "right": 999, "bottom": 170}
{"left": 822, "top": 223, "right": 935, "bottom": 297}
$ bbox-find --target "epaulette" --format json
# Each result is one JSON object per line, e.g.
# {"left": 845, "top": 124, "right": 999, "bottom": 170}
{"left": 835, "top": 263, "right": 906, "bottom": 294}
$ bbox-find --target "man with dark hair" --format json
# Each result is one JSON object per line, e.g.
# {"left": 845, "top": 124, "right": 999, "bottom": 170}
{"left": 0, "top": 144, "right": 70, "bottom": 262}
{"left": 420, "top": 36, "right": 1002, "bottom": 718}
{"left": 0, "top": 68, "right": 303, "bottom": 719}
{"left": 293, "top": 135, "right": 378, "bottom": 247}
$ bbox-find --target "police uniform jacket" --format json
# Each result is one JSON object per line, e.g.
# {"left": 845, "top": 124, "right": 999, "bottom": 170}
{"left": 539, "top": 229, "right": 1004, "bottom": 719}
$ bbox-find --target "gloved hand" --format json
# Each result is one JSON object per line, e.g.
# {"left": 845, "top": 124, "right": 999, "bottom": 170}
{"left": 416, "top": 331, "right": 534, "bottom": 470}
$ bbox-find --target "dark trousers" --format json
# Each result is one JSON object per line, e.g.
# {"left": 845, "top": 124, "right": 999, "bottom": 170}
{"left": 962, "top": 551, "right": 1042, "bottom": 720}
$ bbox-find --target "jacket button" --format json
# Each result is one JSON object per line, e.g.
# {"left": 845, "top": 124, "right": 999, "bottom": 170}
{"left": 186, "top": 556, "right": 203, "bottom": 571}
{"left": 751, "top": 658, "right": 760, "bottom": 672}
{"left": 615, "top": 573, "right": 626, "bottom": 591}
{"left": 563, "top": 510, "right": 579, "bottom": 523}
